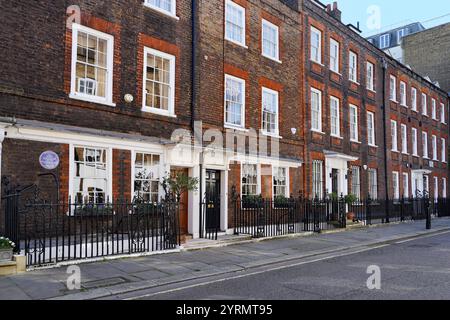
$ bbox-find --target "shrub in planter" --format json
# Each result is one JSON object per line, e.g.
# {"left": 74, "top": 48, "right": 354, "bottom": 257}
{"left": 274, "top": 195, "right": 290, "bottom": 208}
{"left": 0, "top": 237, "right": 16, "bottom": 262}
{"left": 345, "top": 194, "right": 358, "bottom": 221}
{"left": 242, "top": 195, "right": 263, "bottom": 209}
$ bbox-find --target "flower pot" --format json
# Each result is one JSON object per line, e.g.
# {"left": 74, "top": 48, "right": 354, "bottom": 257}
{"left": 347, "top": 212, "right": 356, "bottom": 221}
{"left": 0, "top": 248, "right": 13, "bottom": 262}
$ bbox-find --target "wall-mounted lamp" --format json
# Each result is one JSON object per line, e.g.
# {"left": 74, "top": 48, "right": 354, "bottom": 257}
{"left": 363, "top": 165, "right": 368, "bottom": 170}
{"left": 291, "top": 128, "right": 297, "bottom": 135}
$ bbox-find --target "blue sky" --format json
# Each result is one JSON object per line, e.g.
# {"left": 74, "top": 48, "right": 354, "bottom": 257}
{"left": 323, "top": 0, "right": 450, "bottom": 36}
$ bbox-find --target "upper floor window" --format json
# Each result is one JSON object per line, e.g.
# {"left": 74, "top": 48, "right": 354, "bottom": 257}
{"left": 411, "top": 87, "right": 417, "bottom": 111}
{"left": 379, "top": 34, "right": 390, "bottom": 49}
{"left": 330, "top": 38, "right": 339, "bottom": 73}
{"left": 441, "top": 103, "right": 446, "bottom": 123}
{"left": 143, "top": 47, "right": 176, "bottom": 116}
{"left": 262, "top": 19, "right": 279, "bottom": 62}
{"left": 225, "top": 0, "right": 246, "bottom": 47}
{"left": 224, "top": 74, "right": 245, "bottom": 128}
{"left": 432, "top": 135, "right": 438, "bottom": 160}
{"left": 422, "top": 93, "right": 428, "bottom": 116}
{"left": 401, "top": 124, "right": 408, "bottom": 154}
{"left": 330, "top": 96, "right": 340, "bottom": 137}
{"left": 400, "top": 81, "right": 407, "bottom": 106}
{"left": 311, "top": 88, "right": 322, "bottom": 132}
{"left": 412, "top": 128, "right": 418, "bottom": 156}
{"left": 349, "top": 51, "right": 358, "bottom": 83}
{"left": 367, "top": 112, "right": 376, "bottom": 146}
{"left": 262, "top": 87, "right": 279, "bottom": 136}
{"left": 422, "top": 131, "right": 429, "bottom": 158}
{"left": 366, "top": 62, "right": 374, "bottom": 91}
{"left": 432, "top": 98, "right": 437, "bottom": 120}
{"left": 442, "top": 138, "right": 447, "bottom": 163}
{"left": 310, "top": 26, "right": 322, "bottom": 64}
{"left": 391, "top": 120, "right": 398, "bottom": 152}
{"left": 144, "top": 0, "right": 176, "bottom": 17}
{"left": 389, "top": 75, "right": 397, "bottom": 101}
{"left": 71, "top": 24, "right": 114, "bottom": 106}
{"left": 349, "top": 104, "right": 359, "bottom": 142}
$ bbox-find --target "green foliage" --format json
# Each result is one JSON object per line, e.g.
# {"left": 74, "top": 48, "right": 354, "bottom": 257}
{"left": 344, "top": 194, "right": 358, "bottom": 204}
{"left": 0, "top": 237, "right": 15, "bottom": 249}
{"left": 162, "top": 173, "right": 199, "bottom": 201}
{"left": 274, "top": 195, "right": 290, "bottom": 207}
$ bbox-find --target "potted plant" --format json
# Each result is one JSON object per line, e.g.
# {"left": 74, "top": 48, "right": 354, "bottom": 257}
{"left": 274, "top": 195, "right": 290, "bottom": 208}
{"left": 0, "top": 237, "right": 16, "bottom": 262}
{"left": 345, "top": 194, "right": 358, "bottom": 221}
{"left": 242, "top": 194, "right": 263, "bottom": 209}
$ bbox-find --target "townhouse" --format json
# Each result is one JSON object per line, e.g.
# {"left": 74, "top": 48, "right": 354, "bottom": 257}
{"left": 0, "top": 0, "right": 448, "bottom": 240}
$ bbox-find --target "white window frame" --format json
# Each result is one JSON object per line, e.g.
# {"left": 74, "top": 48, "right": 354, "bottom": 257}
{"left": 441, "top": 102, "right": 446, "bottom": 124}
{"left": 143, "top": 0, "right": 178, "bottom": 19}
{"left": 349, "top": 51, "right": 358, "bottom": 83}
{"left": 142, "top": 47, "right": 176, "bottom": 116}
{"left": 351, "top": 166, "right": 361, "bottom": 200}
{"left": 261, "top": 87, "right": 279, "bottom": 136}
{"left": 412, "top": 128, "right": 418, "bottom": 156}
{"left": 272, "top": 166, "right": 289, "bottom": 198}
{"left": 349, "top": 104, "right": 359, "bottom": 142}
{"left": 403, "top": 173, "right": 409, "bottom": 198}
{"left": 391, "top": 120, "right": 398, "bottom": 152}
{"left": 443, "top": 178, "right": 447, "bottom": 198}
{"left": 397, "top": 29, "right": 405, "bottom": 44}
{"left": 70, "top": 145, "right": 112, "bottom": 205}
{"left": 311, "top": 88, "right": 323, "bottom": 133}
{"left": 393, "top": 171, "right": 400, "bottom": 200}
{"left": 442, "top": 138, "right": 447, "bottom": 163}
{"left": 367, "top": 111, "right": 376, "bottom": 146}
{"left": 434, "top": 176, "right": 439, "bottom": 202}
{"left": 224, "top": 74, "right": 246, "bottom": 129}
{"left": 329, "top": 38, "right": 340, "bottom": 73}
{"left": 70, "top": 24, "right": 115, "bottom": 106}
{"left": 241, "top": 163, "right": 261, "bottom": 197}
{"left": 330, "top": 96, "right": 340, "bottom": 138}
{"left": 261, "top": 19, "right": 280, "bottom": 62}
{"left": 366, "top": 62, "right": 374, "bottom": 91}
{"left": 379, "top": 34, "right": 390, "bottom": 49}
{"left": 310, "top": 26, "right": 322, "bottom": 64}
{"left": 422, "top": 93, "right": 428, "bottom": 116}
{"left": 401, "top": 124, "right": 408, "bottom": 154}
{"left": 432, "top": 98, "right": 437, "bottom": 120}
{"left": 411, "top": 87, "right": 417, "bottom": 111}
{"left": 131, "top": 151, "right": 163, "bottom": 202}
{"left": 312, "top": 160, "right": 324, "bottom": 199}
{"left": 368, "top": 169, "right": 378, "bottom": 200}
{"left": 432, "top": 135, "right": 438, "bottom": 160}
{"left": 400, "top": 81, "right": 407, "bottom": 106}
{"left": 422, "top": 131, "right": 429, "bottom": 159}
{"left": 225, "top": 0, "right": 246, "bottom": 47}
{"left": 389, "top": 75, "right": 397, "bottom": 102}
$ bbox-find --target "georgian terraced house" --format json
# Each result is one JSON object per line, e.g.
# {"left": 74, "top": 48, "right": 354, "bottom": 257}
{"left": 0, "top": 0, "right": 448, "bottom": 240}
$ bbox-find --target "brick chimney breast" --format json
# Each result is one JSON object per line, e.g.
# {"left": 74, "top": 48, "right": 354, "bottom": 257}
{"left": 330, "top": 2, "right": 342, "bottom": 22}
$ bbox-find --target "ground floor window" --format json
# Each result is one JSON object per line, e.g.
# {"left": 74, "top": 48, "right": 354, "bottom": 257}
{"left": 403, "top": 173, "right": 409, "bottom": 198}
{"left": 73, "top": 147, "right": 108, "bottom": 204}
{"left": 443, "top": 178, "right": 447, "bottom": 198}
{"left": 133, "top": 152, "right": 160, "bottom": 202}
{"left": 368, "top": 169, "right": 378, "bottom": 200}
{"left": 312, "top": 160, "right": 323, "bottom": 199}
{"left": 241, "top": 163, "right": 259, "bottom": 198}
{"left": 393, "top": 172, "right": 400, "bottom": 200}
{"left": 351, "top": 166, "right": 361, "bottom": 200}
{"left": 273, "top": 167, "right": 288, "bottom": 198}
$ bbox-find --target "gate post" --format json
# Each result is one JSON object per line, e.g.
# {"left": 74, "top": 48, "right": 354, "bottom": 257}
{"left": 339, "top": 194, "right": 346, "bottom": 228}
{"left": 366, "top": 195, "right": 372, "bottom": 226}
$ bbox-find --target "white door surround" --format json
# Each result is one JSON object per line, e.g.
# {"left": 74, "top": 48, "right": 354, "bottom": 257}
{"left": 324, "top": 151, "right": 358, "bottom": 197}
{"left": 411, "top": 169, "right": 431, "bottom": 198}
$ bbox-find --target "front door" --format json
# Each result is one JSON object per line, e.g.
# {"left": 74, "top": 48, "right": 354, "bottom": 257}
{"left": 205, "top": 170, "right": 221, "bottom": 231}
{"left": 171, "top": 168, "right": 189, "bottom": 235}
{"left": 331, "top": 169, "right": 339, "bottom": 195}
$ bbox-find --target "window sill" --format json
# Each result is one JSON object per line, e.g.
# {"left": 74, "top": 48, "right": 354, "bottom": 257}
{"left": 142, "top": 107, "right": 177, "bottom": 118}
{"left": 369, "top": 144, "right": 378, "bottom": 148}
{"left": 422, "top": 114, "right": 429, "bottom": 118}
{"left": 350, "top": 140, "right": 361, "bottom": 144}
{"left": 402, "top": 152, "right": 409, "bottom": 155}
{"left": 349, "top": 80, "right": 360, "bottom": 86}
{"left": 330, "top": 69, "right": 341, "bottom": 76}
{"left": 69, "top": 93, "right": 116, "bottom": 107}
{"left": 262, "top": 54, "right": 282, "bottom": 64}
{"left": 224, "top": 124, "right": 248, "bottom": 132}
{"left": 310, "top": 59, "right": 324, "bottom": 67}
{"left": 401, "top": 103, "right": 408, "bottom": 108}
{"left": 331, "top": 135, "right": 343, "bottom": 140}
{"left": 390, "top": 99, "right": 399, "bottom": 104}
{"left": 311, "top": 129, "right": 325, "bottom": 135}
{"left": 391, "top": 149, "right": 400, "bottom": 153}
{"left": 225, "top": 38, "right": 248, "bottom": 49}
{"left": 412, "top": 154, "right": 420, "bottom": 158}
{"left": 261, "top": 131, "right": 283, "bottom": 139}
{"left": 367, "top": 88, "right": 376, "bottom": 93}
{"left": 143, "top": 4, "right": 180, "bottom": 20}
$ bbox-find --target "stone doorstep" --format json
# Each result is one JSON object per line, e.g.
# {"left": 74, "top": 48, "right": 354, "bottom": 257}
{"left": 0, "top": 255, "right": 26, "bottom": 276}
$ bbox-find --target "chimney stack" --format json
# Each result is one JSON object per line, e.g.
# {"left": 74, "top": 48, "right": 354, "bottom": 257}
{"left": 327, "top": 2, "right": 342, "bottom": 22}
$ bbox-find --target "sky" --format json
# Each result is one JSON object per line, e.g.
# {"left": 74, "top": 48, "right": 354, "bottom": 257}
{"left": 323, "top": 0, "right": 450, "bottom": 36}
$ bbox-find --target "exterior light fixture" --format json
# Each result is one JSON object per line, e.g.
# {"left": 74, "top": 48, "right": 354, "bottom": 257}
{"left": 124, "top": 94, "right": 134, "bottom": 103}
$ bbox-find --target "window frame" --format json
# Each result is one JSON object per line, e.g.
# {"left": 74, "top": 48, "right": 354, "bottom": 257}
{"left": 432, "top": 135, "right": 438, "bottom": 161}
{"left": 330, "top": 96, "right": 341, "bottom": 138}
{"left": 401, "top": 124, "right": 408, "bottom": 154}
{"left": 261, "top": 87, "right": 280, "bottom": 136}
{"left": 412, "top": 127, "right": 418, "bottom": 156}
{"left": 349, "top": 104, "right": 359, "bottom": 142}
{"left": 391, "top": 120, "right": 398, "bottom": 152}
{"left": 131, "top": 151, "right": 163, "bottom": 203}
{"left": 143, "top": 0, "right": 178, "bottom": 19}
{"left": 432, "top": 98, "right": 437, "bottom": 120}
{"left": 367, "top": 111, "right": 376, "bottom": 146}
{"left": 422, "top": 131, "right": 429, "bottom": 159}
{"left": 310, "top": 26, "right": 322, "bottom": 64}
{"left": 400, "top": 81, "right": 407, "bottom": 106}
{"left": 224, "top": 74, "right": 246, "bottom": 129}
{"left": 403, "top": 173, "right": 409, "bottom": 198}
{"left": 411, "top": 87, "right": 417, "bottom": 111}
{"left": 225, "top": 0, "right": 247, "bottom": 47}
{"left": 349, "top": 51, "right": 358, "bottom": 83}
{"left": 70, "top": 24, "right": 115, "bottom": 106}
{"left": 142, "top": 47, "right": 176, "bottom": 116}
{"left": 443, "top": 178, "right": 447, "bottom": 199}
{"left": 379, "top": 34, "right": 390, "bottom": 49}
{"left": 312, "top": 160, "right": 324, "bottom": 199}
{"left": 261, "top": 19, "right": 280, "bottom": 62}
{"left": 241, "top": 163, "right": 261, "bottom": 198}
{"left": 442, "top": 138, "right": 447, "bottom": 163}
{"left": 389, "top": 75, "right": 397, "bottom": 102}
{"left": 368, "top": 168, "right": 378, "bottom": 200}
{"left": 329, "top": 38, "right": 340, "bottom": 73}
{"left": 366, "top": 61, "right": 375, "bottom": 91}
{"left": 393, "top": 171, "right": 400, "bottom": 200}
{"left": 272, "top": 166, "right": 289, "bottom": 198}
{"left": 441, "top": 102, "right": 446, "bottom": 124}
{"left": 422, "top": 93, "right": 428, "bottom": 116}
{"left": 310, "top": 88, "right": 323, "bottom": 133}
{"left": 351, "top": 166, "right": 361, "bottom": 200}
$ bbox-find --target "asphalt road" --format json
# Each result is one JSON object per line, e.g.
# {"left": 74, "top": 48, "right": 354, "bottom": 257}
{"left": 131, "top": 230, "right": 450, "bottom": 300}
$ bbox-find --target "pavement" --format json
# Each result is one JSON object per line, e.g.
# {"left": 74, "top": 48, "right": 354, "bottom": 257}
{"left": 0, "top": 217, "right": 449, "bottom": 300}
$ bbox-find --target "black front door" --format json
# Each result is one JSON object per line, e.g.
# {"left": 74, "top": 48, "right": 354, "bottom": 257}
{"left": 331, "top": 169, "right": 339, "bottom": 195}
{"left": 205, "top": 170, "right": 221, "bottom": 230}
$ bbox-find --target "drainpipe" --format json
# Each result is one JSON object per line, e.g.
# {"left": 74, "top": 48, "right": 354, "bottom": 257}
{"left": 381, "top": 58, "right": 390, "bottom": 223}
